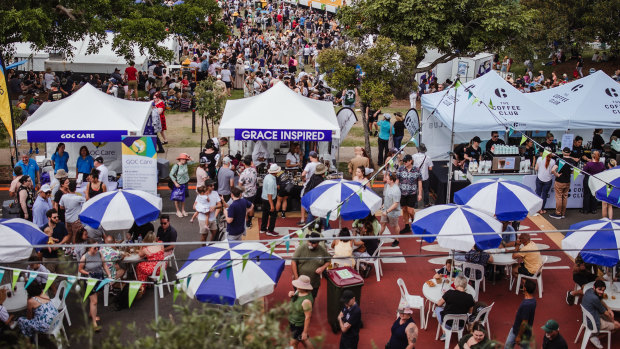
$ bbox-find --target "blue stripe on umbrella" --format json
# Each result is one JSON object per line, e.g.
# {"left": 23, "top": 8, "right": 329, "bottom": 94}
{"left": 79, "top": 193, "right": 116, "bottom": 228}
{"left": 461, "top": 209, "right": 503, "bottom": 250}
{"left": 246, "top": 250, "right": 284, "bottom": 282}
{"left": 339, "top": 185, "right": 371, "bottom": 220}
{"left": 493, "top": 184, "right": 529, "bottom": 221}
{"left": 194, "top": 251, "right": 237, "bottom": 305}
{"left": 0, "top": 220, "right": 48, "bottom": 245}
{"left": 411, "top": 208, "right": 455, "bottom": 243}
{"left": 123, "top": 191, "right": 162, "bottom": 226}
{"left": 565, "top": 220, "right": 620, "bottom": 267}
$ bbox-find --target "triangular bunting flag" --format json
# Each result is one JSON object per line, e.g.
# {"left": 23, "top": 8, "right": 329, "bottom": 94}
{"left": 173, "top": 281, "right": 181, "bottom": 302}
{"left": 508, "top": 127, "right": 514, "bottom": 137}
{"left": 186, "top": 276, "right": 192, "bottom": 287}
{"left": 409, "top": 136, "right": 418, "bottom": 147}
{"left": 488, "top": 99, "right": 493, "bottom": 108}
{"left": 64, "top": 276, "right": 76, "bottom": 299}
{"left": 468, "top": 91, "right": 473, "bottom": 99}
{"left": 127, "top": 282, "right": 141, "bottom": 308}
{"left": 25, "top": 272, "right": 38, "bottom": 289}
{"left": 358, "top": 190, "right": 363, "bottom": 202}
{"left": 572, "top": 168, "right": 580, "bottom": 181}
{"left": 270, "top": 242, "right": 276, "bottom": 256}
{"left": 95, "top": 278, "right": 112, "bottom": 292}
{"left": 83, "top": 278, "right": 98, "bottom": 302}
{"left": 326, "top": 211, "right": 331, "bottom": 222}
{"left": 557, "top": 159, "right": 565, "bottom": 172}
{"left": 542, "top": 150, "right": 550, "bottom": 160}
{"left": 241, "top": 253, "right": 249, "bottom": 272}
{"left": 454, "top": 80, "right": 462, "bottom": 89}
{"left": 472, "top": 97, "right": 479, "bottom": 105}
{"left": 607, "top": 185, "right": 612, "bottom": 197}
{"left": 205, "top": 270, "right": 213, "bottom": 282}
{"left": 158, "top": 268, "right": 165, "bottom": 282}
{"left": 42, "top": 274, "right": 57, "bottom": 294}
{"left": 520, "top": 135, "right": 527, "bottom": 146}
{"left": 337, "top": 205, "right": 342, "bottom": 217}
{"left": 285, "top": 236, "right": 291, "bottom": 253}
{"left": 11, "top": 271, "right": 20, "bottom": 289}
{"left": 225, "top": 261, "right": 232, "bottom": 279}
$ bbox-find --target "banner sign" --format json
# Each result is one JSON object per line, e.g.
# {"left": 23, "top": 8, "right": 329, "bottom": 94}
{"left": 0, "top": 58, "right": 13, "bottom": 140}
{"left": 27, "top": 130, "right": 127, "bottom": 142}
{"left": 121, "top": 136, "right": 158, "bottom": 195}
{"left": 234, "top": 129, "right": 332, "bottom": 141}
{"left": 336, "top": 107, "right": 357, "bottom": 146}
{"left": 404, "top": 108, "right": 420, "bottom": 146}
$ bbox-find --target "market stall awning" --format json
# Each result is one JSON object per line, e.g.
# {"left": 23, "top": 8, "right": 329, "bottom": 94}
{"left": 218, "top": 81, "right": 340, "bottom": 141}
{"left": 16, "top": 83, "right": 152, "bottom": 142}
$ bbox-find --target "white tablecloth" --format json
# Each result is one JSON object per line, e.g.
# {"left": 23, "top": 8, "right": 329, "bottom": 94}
{"left": 0, "top": 282, "right": 27, "bottom": 312}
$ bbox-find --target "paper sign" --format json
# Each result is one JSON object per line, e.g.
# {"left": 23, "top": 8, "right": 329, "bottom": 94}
{"left": 561, "top": 134, "right": 574, "bottom": 151}
{"left": 335, "top": 269, "right": 354, "bottom": 279}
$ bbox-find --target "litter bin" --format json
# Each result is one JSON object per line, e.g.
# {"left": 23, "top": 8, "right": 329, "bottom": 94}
{"left": 326, "top": 266, "right": 364, "bottom": 333}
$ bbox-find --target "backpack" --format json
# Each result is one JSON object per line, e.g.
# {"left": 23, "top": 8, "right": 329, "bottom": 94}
{"left": 344, "top": 89, "right": 355, "bottom": 105}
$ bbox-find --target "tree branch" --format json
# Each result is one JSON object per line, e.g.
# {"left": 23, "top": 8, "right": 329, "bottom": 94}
{"left": 55, "top": 5, "right": 76, "bottom": 20}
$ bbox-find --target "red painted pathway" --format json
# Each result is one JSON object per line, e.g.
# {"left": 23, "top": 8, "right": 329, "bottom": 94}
{"left": 263, "top": 217, "right": 614, "bottom": 348}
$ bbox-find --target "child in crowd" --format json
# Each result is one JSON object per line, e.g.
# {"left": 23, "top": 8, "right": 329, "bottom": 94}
{"left": 434, "top": 258, "right": 459, "bottom": 279}
{"left": 190, "top": 185, "right": 211, "bottom": 223}
{"left": 26, "top": 255, "right": 51, "bottom": 291}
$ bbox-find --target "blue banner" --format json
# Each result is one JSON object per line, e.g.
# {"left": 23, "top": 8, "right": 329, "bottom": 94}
{"left": 234, "top": 129, "right": 332, "bottom": 141}
{"left": 26, "top": 130, "right": 128, "bottom": 142}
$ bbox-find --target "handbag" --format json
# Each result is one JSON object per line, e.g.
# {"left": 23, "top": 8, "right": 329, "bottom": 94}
{"left": 170, "top": 184, "right": 186, "bottom": 201}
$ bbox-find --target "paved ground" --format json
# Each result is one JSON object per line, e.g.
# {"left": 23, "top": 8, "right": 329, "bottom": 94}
{"left": 1, "top": 184, "right": 618, "bottom": 348}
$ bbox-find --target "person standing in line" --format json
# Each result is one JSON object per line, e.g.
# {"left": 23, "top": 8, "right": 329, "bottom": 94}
{"left": 291, "top": 232, "right": 331, "bottom": 299}
{"left": 261, "top": 164, "right": 279, "bottom": 237}
{"left": 93, "top": 156, "right": 109, "bottom": 192}
{"left": 412, "top": 143, "right": 433, "bottom": 208}
{"left": 196, "top": 157, "right": 209, "bottom": 190}
{"left": 380, "top": 173, "right": 402, "bottom": 247}
{"left": 17, "top": 176, "right": 35, "bottom": 221}
{"left": 376, "top": 113, "right": 393, "bottom": 166}
{"left": 534, "top": 149, "right": 555, "bottom": 215}
{"left": 549, "top": 148, "right": 576, "bottom": 219}
{"left": 541, "top": 319, "right": 568, "bottom": 349}
{"left": 32, "top": 184, "right": 53, "bottom": 228}
{"left": 288, "top": 275, "right": 315, "bottom": 349}
{"left": 217, "top": 157, "right": 235, "bottom": 202}
{"left": 338, "top": 290, "right": 362, "bottom": 349}
{"left": 59, "top": 181, "right": 85, "bottom": 244}
{"left": 238, "top": 156, "right": 258, "bottom": 228}
{"left": 223, "top": 186, "right": 253, "bottom": 241}
{"left": 396, "top": 154, "right": 422, "bottom": 234}
{"left": 504, "top": 280, "right": 537, "bottom": 349}
{"left": 392, "top": 112, "right": 406, "bottom": 150}
{"left": 15, "top": 153, "right": 40, "bottom": 187}
{"left": 299, "top": 151, "right": 320, "bottom": 226}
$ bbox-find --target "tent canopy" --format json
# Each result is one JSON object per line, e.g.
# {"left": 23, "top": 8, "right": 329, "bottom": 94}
{"left": 421, "top": 70, "right": 563, "bottom": 132}
{"left": 16, "top": 83, "right": 152, "bottom": 142}
{"left": 525, "top": 70, "right": 620, "bottom": 129}
{"left": 219, "top": 81, "right": 340, "bottom": 141}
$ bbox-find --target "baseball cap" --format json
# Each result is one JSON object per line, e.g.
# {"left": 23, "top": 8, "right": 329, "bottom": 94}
{"left": 39, "top": 184, "right": 52, "bottom": 193}
{"left": 402, "top": 154, "right": 413, "bottom": 162}
{"left": 199, "top": 156, "right": 210, "bottom": 165}
{"left": 340, "top": 289, "right": 355, "bottom": 303}
{"left": 94, "top": 156, "right": 104, "bottom": 163}
{"left": 383, "top": 113, "right": 391, "bottom": 120}
{"left": 472, "top": 136, "right": 482, "bottom": 143}
{"left": 309, "top": 151, "right": 318, "bottom": 158}
{"left": 541, "top": 319, "right": 559, "bottom": 332}
{"left": 222, "top": 156, "right": 231, "bottom": 164}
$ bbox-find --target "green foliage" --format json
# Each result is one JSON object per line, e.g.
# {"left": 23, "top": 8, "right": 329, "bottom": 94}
{"left": 194, "top": 77, "right": 227, "bottom": 136}
{"left": 339, "top": 0, "right": 535, "bottom": 71}
{"left": 0, "top": 0, "right": 227, "bottom": 61}
{"left": 317, "top": 49, "right": 357, "bottom": 91}
{"left": 101, "top": 302, "right": 291, "bottom": 349}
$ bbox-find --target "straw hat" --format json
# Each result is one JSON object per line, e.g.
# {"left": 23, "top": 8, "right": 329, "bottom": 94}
{"left": 54, "top": 169, "right": 68, "bottom": 179}
{"left": 292, "top": 275, "right": 313, "bottom": 290}
{"left": 268, "top": 164, "right": 281, "bottom": 174}
{"left": 314, "top": 164, "right": 327, "bottom": 175}
{"left": 177, "top": 153, "right": 192, "bottom": 161}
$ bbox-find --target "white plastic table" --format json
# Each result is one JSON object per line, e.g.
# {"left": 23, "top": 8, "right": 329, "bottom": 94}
{"left": 487, "top": 248, "right": 517, "bottom": 285}
{"left": 583, "top": 281, "right": 620, "bottom": 311}
{"left": 0, "top": 282, "right": 28, "bottom": 312}
{"left": 422, "top": 278, "right": 476, "bottom": 330}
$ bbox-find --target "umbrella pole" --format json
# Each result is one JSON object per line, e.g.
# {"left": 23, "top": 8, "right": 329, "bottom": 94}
{"left": 445, "top": 81, "right": 458, "bottom": 204}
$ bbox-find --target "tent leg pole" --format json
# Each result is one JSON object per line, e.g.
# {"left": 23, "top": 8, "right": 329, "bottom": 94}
{"left": 446, "top": 79, "right": 458, "bottom": 204}
{"left": 154, "top": 284, "right": 159, "bottom": 338}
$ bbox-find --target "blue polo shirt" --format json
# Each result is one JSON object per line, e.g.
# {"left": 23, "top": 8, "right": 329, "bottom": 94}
{"left": 76, "top": 155, "right": 94, "bottom": 175}
{"left": 377, "top": 120, "right": 393, "bottom": 141}
{"left": 51, "top": 152, "right": 69, "bottom": 173}
{"left": 15, "top": 159, "right": 40, "bottom": 185}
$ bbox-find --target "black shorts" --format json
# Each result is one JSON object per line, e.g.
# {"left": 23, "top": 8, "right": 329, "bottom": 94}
{"left": 573, "top": 271, "right": 597, "bottom": 286}
{"left": 289, "top": 322, "right": 305, "bottom": 341}
{"left": 277, "top": 188, "right": 290, "bottom": 197}
{"left": 518, "top": 263, "right": 534, "bottom": 277}
{"left": 400, "top": 194, "right": 417, "bottom": 208}
{"left": 224, "top": 81, "right": 232, "bottom": 88}
{"left": 368, "top": 116, "right": 378, "bottom": 124}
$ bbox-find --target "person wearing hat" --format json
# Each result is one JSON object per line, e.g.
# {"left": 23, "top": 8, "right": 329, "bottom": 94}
{"left": 413, "top": 143, "right": 433, "bottom": 208}
{"left": 464, "top": 136, "right": 482, "bottom": 171}
{"left": 376, "top": 113, "right": 394, "bottom": 166}
{"left": 292, "top": 232, "right": 330, "bottom": 299}
{"left": 217, "top": 156, "right": 235, "bottom": 202}
{"left": 387, "top": 306, "right": 419, "bottom": 349}
{"left": 541, "top": 319, "right": 568, "bottom": 349}
{"left": 260, "top": 164, "right": 280, "bottom": 236}
{"left": 170, "top": 153, "right": 191, "bottom": 218}
{"left": 549, "top": 148, "right": 576, "bottom": 219}
{"left": 397, "top": 154, "right": 422, "bottom": 234}
{"left": 93, "top": 156, "right": 110, "bottom": 193}
{"left": 32, "top": 184, "right": 53, "bottom": 228}
{"left": 338, "top": 289, "right": 362, "bottom": 349}
{"left": 288, "top": 275, "right": 315, "bottom": 348}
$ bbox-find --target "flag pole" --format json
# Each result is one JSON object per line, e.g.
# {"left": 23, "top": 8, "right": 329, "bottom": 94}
{"left": 445, "top": 76, "right": 460, "bottom": 204}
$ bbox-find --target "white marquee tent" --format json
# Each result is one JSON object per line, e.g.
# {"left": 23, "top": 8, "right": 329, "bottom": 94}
{"left": 420, "top": 71, "right": 562, "bottom": 160}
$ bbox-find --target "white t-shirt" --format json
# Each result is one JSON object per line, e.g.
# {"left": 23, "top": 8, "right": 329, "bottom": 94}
{"left": 198, "top": 190, "right": 221, "bottom": 221}
{"left": 96, "top": 164, "right": 110, "bottom": 191}
{"left": 194, "top": 194, "right": 210, "bottom": 214}
{"left": 286, "top": 152, "right": 300, "bottom": 169}
{"left": 536, "top": 157, "right": 556, "bottom": 182}
{"left": 303, "top": 161, "right": 319, "bottom": 186}
{"left": 413, "top": 153, "right": 434, "bottom": 181}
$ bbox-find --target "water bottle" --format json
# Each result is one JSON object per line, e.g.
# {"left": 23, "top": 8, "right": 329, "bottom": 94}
{"left": 137, "top": 235, "right": 143, "bottom": 244}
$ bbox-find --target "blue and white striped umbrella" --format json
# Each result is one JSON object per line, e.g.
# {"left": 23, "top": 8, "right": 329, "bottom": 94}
{"left": 412, "top": 204, "right": 503, "bottom": 251}
{"left": 0, "top": 218, "right": 48, "bottom": 262}
{"left": 588, "top": 166, "right": 620, "bottom": 207}
{"left": 301, "top": 179, "right": 382, "bottom": 221}
{"left": 79, "top": 189, "right": 162, "bottom": 230}
{"left": 176, "top": 242, "right": 285, "bottom": 305}
{"left": 454, "top": 178, "right": 542, "bottom": 221}
{"left": 563, "top": 219, "right": 620, "bottom": 267}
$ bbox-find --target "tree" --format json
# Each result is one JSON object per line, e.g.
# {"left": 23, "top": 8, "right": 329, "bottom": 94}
{"left": 0, "top": 0, "right": 227, "bottom": 62}
{"left": 338, "top": 0, "right": 535, "bottom": 73}
{"left": 194, "top": 77, "right": 227, "bottom": 146}
{"left": 317, "top": 36, "right": 416, "bottom": 166}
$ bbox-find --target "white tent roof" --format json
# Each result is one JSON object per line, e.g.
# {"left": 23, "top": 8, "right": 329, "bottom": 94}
{"left": 16, "top": 83, "right": 151, "bottom": 141}
{"left": 219, "top": 81, "right": 340, "bottom": 139}
{"left": 421, "top": 70, "right": 563, "bottom": 132}
{"left": 525, "top": 70, "right": 620, "bottom": 129}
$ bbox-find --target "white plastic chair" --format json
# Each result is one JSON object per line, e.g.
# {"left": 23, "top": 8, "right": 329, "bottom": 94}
{"left": 165, "top": 250, "right": 179, "bottom": 271}
{"left": 356, "top": 240, "right": 385, "bottom": 282}
{"left": 396, "top": 278, "right": 426, "bottom": 329}
{"left": 573, "top": 283, "right": 581, "bottom": 305}
{"left": 35, "top": 308, "right": 69, "bottom": 349}
{"left": 575, "top": 305, "right": 611, "bottom": 349}
{"left": 470, "top": 302, "right": 494, "bottom": 338}
{"left": 149, "top": 261, "right": 171, "bottom": 298}
{"left": 515, "top": 256, "right": 547, "bottom": 298}
{"left": 461, "top": 262, "right": 485, "bottom": 301}
{"left": 52, "top": 281, "right": 71, "bottom": 327}
{"left": 435, "top": 313, "right": 468, "bottom": 349}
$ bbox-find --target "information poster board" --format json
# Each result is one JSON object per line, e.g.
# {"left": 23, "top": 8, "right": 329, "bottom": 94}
{"left": 121, "top": 136, "right": 158, "bottom": 195}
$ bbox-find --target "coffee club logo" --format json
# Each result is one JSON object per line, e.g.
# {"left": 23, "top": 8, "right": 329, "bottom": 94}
{"left": 605, "top": 87, "right": 618, "bottom": 97}
{"left": 494, "top": 88, "right": 508, "bottom": 98}
{"left": 571, "top": 84, "right": 583, "bottom": 92}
